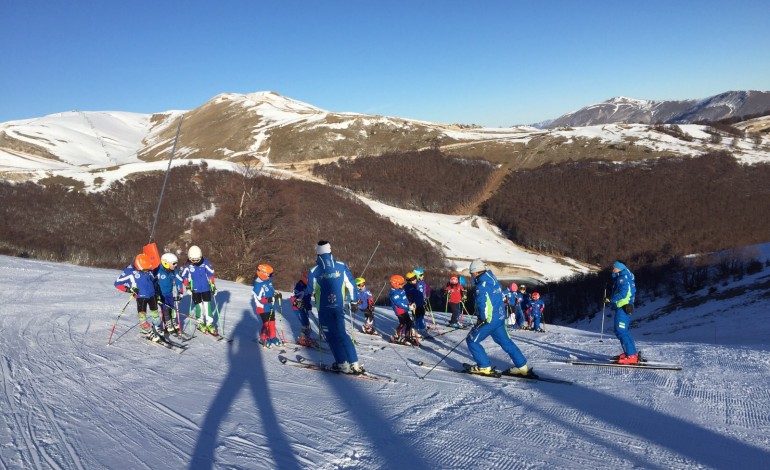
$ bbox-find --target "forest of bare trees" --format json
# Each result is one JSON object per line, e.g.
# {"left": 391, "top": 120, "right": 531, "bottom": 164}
{"left": 0, "top": 163, "right": 448, "bottom": 291}
{"left": 481, "top": 151, "right": 770, "bottom": 267}
{"left": 311, "top": 149, "right": 497, "bottom": 213}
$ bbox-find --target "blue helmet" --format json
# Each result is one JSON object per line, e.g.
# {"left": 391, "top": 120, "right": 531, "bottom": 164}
{"left": 413, "top": 267, "right": 425, "bottom": 279}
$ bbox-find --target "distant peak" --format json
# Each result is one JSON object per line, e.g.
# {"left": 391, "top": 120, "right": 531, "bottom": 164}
{"left": 606, "top": 96, "right": 648, "bottom": 105}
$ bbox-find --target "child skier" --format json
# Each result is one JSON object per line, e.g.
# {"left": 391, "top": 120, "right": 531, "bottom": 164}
{"left": 527, "top": 292, "right": 545, "bottom": 332}
{"left": 389, "top": 274, "right": 419, "bottom": 346}
{"left": 404, "top": 271, "right": 427, "bottom": 337}
{"left": 356, "top": 277, "right": 376, "bottom": 334}
{"left": 414, "top": 267, "right": 434, "bottom": 330}
{"left": 180, "top": 245, "right": 218, "bottom": 336}
{"left": 518, "top": 284, "right": 531, "bottom": 330}
{"left": 114, "top": 253, "right": 163, "bottom": 341}
{"left": 444, "top": 274, "right": 466, "bottom": 328}
{"left": 254, "top": 264, "right": 281, "bottom": 348}
{"left": 156, "top": 252, "right": 184, "bottom": 334}
{"left": 508, "top": 283, "right": 523, "bottom": 330}
{"left": 291, "top": 271, "right": 317, "bottom": 347}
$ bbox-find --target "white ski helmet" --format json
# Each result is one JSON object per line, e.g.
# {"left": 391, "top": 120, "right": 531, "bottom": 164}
{"left": 161, "top": 252, "right": 178, "bottom": 269}
{"left": 469, "top": 258, "right": 487, "bottom": 274}
{"left": 188, "top": 245, "right": 203, "bottom": 263}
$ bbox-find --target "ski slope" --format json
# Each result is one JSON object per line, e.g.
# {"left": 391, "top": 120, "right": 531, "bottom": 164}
{"left": 1, "top": 255, "right": 769, "bottom": 469}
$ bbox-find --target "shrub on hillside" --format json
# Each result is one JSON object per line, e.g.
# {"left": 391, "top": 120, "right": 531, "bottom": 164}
{"left": 311, "top": 149, "right": 497, "bottom": 213}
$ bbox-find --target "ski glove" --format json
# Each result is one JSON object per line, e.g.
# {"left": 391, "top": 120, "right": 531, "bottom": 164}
{"left": 294, "top": 297, "right": 304, "bottom": 309}
{"left": 127, "top": 286, "right": 138, "bottom": 295}
{"left": 623, "top": 304, "right": 634, "bottom": 314}
{"left": 210, "top": 284, "right": 217, "bottom": 294}
{"left": 408, "top": 303, "right": 416, "bottom": 313}
{"left": 274, "top": 292, "right": 282, "bottom": 300}
{"left": 350, "top": 302, "right": 358, "bottom": 312}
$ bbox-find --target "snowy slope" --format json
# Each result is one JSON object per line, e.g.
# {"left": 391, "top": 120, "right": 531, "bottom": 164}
{"left": 1, "top": 254, "right": 769, "bottom": 469}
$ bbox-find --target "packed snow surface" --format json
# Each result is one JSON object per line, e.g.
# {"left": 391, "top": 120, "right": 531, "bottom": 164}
{"left": 1, "top": 255, "right": 769, "bottom": 469}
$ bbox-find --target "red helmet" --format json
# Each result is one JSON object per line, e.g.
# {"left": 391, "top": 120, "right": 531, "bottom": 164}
{"left": 449, "top": 276, "right": 459, "bottom": 285}
{"left": 531, "top": 292, "right": 540, "bottom": 300}
{"left": 256, "top": 264, "right": 274, "bottom": 280}
{"left": 134, "top": 253, "right": 152, "bottom": 271}
{"left": 509, "top": 283, "right": 518, "bottom": 292}
{"left": 390, "top": 275, "right": 405, "bottom": 289}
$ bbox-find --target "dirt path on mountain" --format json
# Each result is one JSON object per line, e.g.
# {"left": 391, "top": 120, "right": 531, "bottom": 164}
{"left": 454, "top": 166, "right": 510, "bottom": 215}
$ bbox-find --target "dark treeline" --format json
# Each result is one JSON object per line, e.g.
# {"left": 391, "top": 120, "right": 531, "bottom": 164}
{"left": 311, "top": 149, "right": 497, "bottom": 213}
{"left": 0, "top": 162, "right": 448, "bottom": 292}
{"left": 0, "top": 164, "right": 210, "bottom": 267}
{"left": 544, "top": 247, "right": 766, "bottom": 324}
{"left": 481, "top": 151, "right": 770, "bottom": 267}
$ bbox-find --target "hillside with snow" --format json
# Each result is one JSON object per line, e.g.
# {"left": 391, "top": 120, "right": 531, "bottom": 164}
{"left": 1, "top": 251, "right": 769, "bottom": 469}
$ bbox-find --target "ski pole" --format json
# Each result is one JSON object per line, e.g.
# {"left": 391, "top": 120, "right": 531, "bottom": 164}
{"left": 110, "top": 319, "right": 142, "bottom": 345}
{"left": 275, "top": 296, "right": 287, "bottom": 345}
{"left": 348, "top": 302, "right": 357, "bottom": 344}
{"left": 372, "top": 281, "right": 388, "bottom": 305}
{"left": 419, "top": 334, "right": 467, "bottom": 379}
{"left": 108, "top": 295, "right": 134, "bottom": 345}
{"left": 599, "top": 288, "right": 607, "bottom": 342}
{"left": 210, "top": 280, "right": 224, "bottom": 336}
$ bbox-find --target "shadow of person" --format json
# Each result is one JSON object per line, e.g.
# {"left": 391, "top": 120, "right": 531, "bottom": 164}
{"left": 189, "top": 310, "right": 302, "bottom": 470}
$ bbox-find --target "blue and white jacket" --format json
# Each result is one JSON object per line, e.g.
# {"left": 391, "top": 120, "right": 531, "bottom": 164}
{"left": 305, "top": 253, "right": 358, "bottom": 311}
{"left": 472, "top": 270, "right": 506, "bottom": 324}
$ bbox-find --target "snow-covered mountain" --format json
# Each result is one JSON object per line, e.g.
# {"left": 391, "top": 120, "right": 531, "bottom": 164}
{"left": 546, "top": 90, "right": 770, "bottom": 128}
{"left": 3, "top": 90, "right": 770, "bottom": 187}
{"left": 1, "top": 247, "right": 769, "bottom": 469}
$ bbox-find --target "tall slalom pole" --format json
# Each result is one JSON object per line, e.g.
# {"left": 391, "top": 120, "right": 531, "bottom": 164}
{"left": 358, "top": 240, "right": 380, "bottom": 279}
{"left": 599, "top": 288, "right": 607, "bottom": 342}
{"left": 149, "top": 115, "right": 184, "bottom": 243}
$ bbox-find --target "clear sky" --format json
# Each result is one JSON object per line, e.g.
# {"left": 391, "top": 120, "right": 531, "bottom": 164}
{"left": 2, "top": 1, "right": 770, "bottom": 127}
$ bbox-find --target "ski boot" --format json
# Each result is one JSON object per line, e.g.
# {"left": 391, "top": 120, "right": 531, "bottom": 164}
{"left": 617, "top": 353, "right": 639, "bottom": 365}
{"left": 197, "top": 322, "right": 208, "bottom": 334}
{"left": 506, "top": 364, "right": 530, "bottom": 376}
{"left": 349, "top": 362, "right": 365, "bottom": 374}
{"left": 207, "top": 324, "right": 218, "bottom": 336}
{"left": 466, "top": 365, "right": 496, "bottom": 376}
{"left": 331, "top": 361, "right": 351, "bottom": 373}
{"left": 138, "top": 313, "right": 152, "bottom": 335}
{"left": 297, "top": 335, "right": 317, "bottom": 347}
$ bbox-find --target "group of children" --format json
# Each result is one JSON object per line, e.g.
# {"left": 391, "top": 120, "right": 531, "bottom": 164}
{"left": 114, "top": 245, "right": 218, "bottom": 343}
{"left": 503, "top": 283, "right": 546, "bottom": 332}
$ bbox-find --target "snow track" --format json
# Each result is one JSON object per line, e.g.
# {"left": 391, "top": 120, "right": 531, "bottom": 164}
{"left": 2, "top": 256, "right": 770, "bottom": 468}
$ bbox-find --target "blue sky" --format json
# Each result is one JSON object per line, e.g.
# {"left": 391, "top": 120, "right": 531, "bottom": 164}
{"left": 2, "top": 1, "right": 770, "bottom": 126}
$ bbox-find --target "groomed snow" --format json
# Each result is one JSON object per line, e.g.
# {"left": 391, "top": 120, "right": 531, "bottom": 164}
{"left": 1, "top": 254, "right": 769, "bottom": 469}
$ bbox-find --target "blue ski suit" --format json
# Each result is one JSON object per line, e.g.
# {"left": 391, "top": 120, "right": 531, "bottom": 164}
{"left": 306, "top": 253, "right": 359, "bottom": 365}
{"left": 610, "top": 261, "right": 637, "bottom": 356}
{"left": 292, "top": 279, "right": 313, "bottom": 329}
{"left": 466, "top": 270, "right": 527, "bottom": 369}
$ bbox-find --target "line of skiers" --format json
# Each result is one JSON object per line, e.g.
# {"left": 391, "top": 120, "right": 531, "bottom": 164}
{"left": 115, "top": 241, "right": 637, "bottom": 373}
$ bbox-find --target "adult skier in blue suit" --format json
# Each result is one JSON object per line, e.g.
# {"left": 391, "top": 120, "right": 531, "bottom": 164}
{"left": 305, "top": 241, "right": 363, "bottom": 374}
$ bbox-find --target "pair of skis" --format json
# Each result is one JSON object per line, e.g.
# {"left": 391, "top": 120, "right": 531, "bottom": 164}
{"left": 139, "top": 333, "right": 188, "bottom": 353}
{"left": 278, "top": 355, "right": 396, "bottom": 383}
{"left": 415, "top": 361, "right": 573, "bottom": 384}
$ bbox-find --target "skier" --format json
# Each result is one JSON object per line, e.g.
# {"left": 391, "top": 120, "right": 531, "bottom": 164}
{"left": 444, "top": 274, "right": 466, "bottom": 328}
{"left": 413, "top": 267, "right": 432, "bottom": 307}
{"left": 527, "top": 292, "right": 545, "bottom": 332}
{"left": 465, "top": 259, "right": 529, "bottom": 377}
{"left": 155, "top": 252, "right": 184, "bottom": 334}
{"left": 305, "top": 241, "right": 364, "bottom": 373}
{"left": 605, "top": 261, "right": 638, "bottom": 364}
{"left": 508, "top": 283, "right": 524, "bottom": 330}
{"left": 388, "top": 274, "right": 419, "bottom": 346}
{"left": 180, "top": 245, "right": 218, "bottom": 336}
{"left": 291, "top": 271, "right": 317, "bottom": 347}
{"left": 404, "top": 271, "right": 427, "bottom": 337}
{"left": 355, "top": 277, "right": 376, "bottom": 334}
{"left": 114, "top": 253, "right": 164, "bottom": 341}
{"left": 519, "top": 284, "right": 531, "bottom": 329}
{"left": 254, "top": 264, "right": 281, "bottom": 348}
